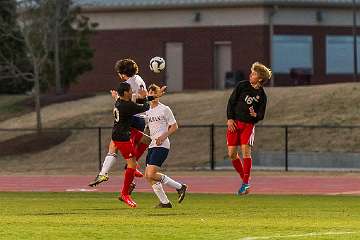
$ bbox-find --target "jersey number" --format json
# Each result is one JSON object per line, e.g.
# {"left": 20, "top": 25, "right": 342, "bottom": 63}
{"left": 113, "top": 107, "right": 120, "bottom": 122}
{"left": 245, "top": 95, "right": 253, "bottom": 105}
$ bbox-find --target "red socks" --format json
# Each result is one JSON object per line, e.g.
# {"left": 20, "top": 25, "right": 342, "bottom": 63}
{"left": 134, "top": 143, "right": 148, "bottom": 161}
{"left": 243, "top": 157, "right": 252, "bottom": 184}
{"left": 121, "top": 168, "right": 135, "bottom": 196}
{"left": 232, "top": 158, "right": 244, "bottom": 180}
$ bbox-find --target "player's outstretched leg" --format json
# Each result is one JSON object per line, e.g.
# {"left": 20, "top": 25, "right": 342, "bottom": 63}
{"left": 128, "top": 182, "right": 136, "bottom": 195}
{"left": 237, "top": 156, "right": 251, "bottom": 195}
{"left": 155, "top": 202, "right": 173, "bottom": 208}
{"left": 122, "top": 167, "right": 138, "bottom": 194}
{"left": 160, "top": 174, "right": 188, "bottom": 204}
{"left": 88, "top": 174, "right": 109, "bottom": 187}
{"left": 237, "top": 183, "right": 250, "bottom": 195}
{"left": 150, "top": 182, "right": 172, "bottom": 208}
{"left": 134, "top": 164, "right": 144, "bottom": 178}
{"left": 120, "top": 167, "right": 137, "bottom": 208}
{"left": 119, "top": 195, "right": 136, "bottom": 208}
{"left": 176, "top": 184, "right": 188, "bottom": 203}
{"left": 124, "top": 164, "right": 144, "bottom": 178}
{"left": 88, "top": 151, "right": 118, "bottom": 187}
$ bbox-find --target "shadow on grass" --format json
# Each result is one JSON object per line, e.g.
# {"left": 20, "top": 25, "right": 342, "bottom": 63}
{"left": 23, "top": 208, "right": 127, "bottom": 216}
{"left": 146, "top": 213, "right": 192, "bottom": 217}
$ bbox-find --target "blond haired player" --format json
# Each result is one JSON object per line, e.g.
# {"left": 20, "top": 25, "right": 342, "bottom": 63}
{"left": 226, "top": 62, "right": 272, "bottom": 195}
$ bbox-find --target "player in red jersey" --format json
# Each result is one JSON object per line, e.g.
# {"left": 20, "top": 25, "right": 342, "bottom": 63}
{"left": 226, "top": 62, "right": 272, "bottom": 195}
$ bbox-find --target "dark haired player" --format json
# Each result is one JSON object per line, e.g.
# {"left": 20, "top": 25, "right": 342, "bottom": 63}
{"left": 89, "top": 59, "right": 153, "bottom": 189}
{"left": 112, "top": 81, "right": 152, "bottom": 207}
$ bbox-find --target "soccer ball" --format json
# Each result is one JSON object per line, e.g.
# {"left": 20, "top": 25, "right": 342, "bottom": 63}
{"left": 149, "top": 56, "right": 166, "bottom": 73}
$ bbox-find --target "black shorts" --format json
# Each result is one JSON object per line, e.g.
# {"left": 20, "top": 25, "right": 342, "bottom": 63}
{"left": 146, "top": 147, "right": 169, "bottom": 167}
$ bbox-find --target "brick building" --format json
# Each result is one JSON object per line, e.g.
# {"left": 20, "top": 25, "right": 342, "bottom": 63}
{"left": 72, "top": 0, "right": 360, "bottom": 93}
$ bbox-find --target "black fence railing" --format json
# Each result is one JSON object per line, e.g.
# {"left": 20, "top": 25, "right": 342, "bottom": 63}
{"left": 0, "top": 124, "right": 360, "bottom": 173}
{"left": 210, "top": 124, "right": 360, "bottom": 171}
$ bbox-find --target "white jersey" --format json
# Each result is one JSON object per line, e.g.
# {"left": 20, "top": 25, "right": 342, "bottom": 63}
{"left": 125, "top": 74, "right": 147, "bottom": 118}
{"left": 145, "top": 103, "right": 177, "bottom": 149}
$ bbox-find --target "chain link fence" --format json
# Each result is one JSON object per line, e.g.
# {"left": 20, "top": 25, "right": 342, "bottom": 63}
{"left": 0, "top": 125, "right": 359, "bottom": 174}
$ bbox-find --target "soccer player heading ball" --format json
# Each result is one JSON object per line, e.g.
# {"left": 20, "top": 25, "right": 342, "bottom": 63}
{"left": 226, "top": 62, "right": 272, "bottom": 195}
{"left": 89, "top": 58, "right": 152, "bottom": 197}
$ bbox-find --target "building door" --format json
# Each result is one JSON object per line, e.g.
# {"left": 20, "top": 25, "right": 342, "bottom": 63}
{"left": 165, "top": 42, "right": 183, "bottom": 92}
{"left": 214, "top": 42, "right": 232, "bottom": 89}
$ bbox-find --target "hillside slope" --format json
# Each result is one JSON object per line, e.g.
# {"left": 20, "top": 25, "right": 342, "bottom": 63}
{"left": 0, "top": 83, "right": 359, "bottom": 174}
{"left": 1, "top": 83, "right": 359, "bottom": 129}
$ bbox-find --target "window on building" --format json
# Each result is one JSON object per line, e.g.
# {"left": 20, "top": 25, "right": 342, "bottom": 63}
{"left": 272, "top": 35, "right": 313, "bottom": 73}
{"left": 326, "top": 35, "right": 360, "bottom": 74}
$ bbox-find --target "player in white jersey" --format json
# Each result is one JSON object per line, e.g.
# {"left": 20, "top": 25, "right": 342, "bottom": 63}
{"left": 89, "top": 59, "right": 151, "bottom": 188}
{"left": 144, "top": 84, "right": 187, "bottom": 208}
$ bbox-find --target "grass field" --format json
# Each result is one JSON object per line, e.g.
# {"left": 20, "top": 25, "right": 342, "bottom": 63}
{"left": 1, "top": 192, "right": 360, "bottom": 240}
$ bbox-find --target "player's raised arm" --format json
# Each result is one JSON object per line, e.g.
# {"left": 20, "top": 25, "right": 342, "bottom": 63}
{"left": 126, "top": 88, "right": 153, "bottom": 116}
{"left": 126, "top": 100, "right": 150, "bottom": 116}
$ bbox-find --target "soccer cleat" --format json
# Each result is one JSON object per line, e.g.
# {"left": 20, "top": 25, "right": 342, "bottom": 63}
{"left": 237, "top": 183, "right": 250, "bottom": 195}
{"left": 119, "top": 195, "right": 137, "bottom": 208}
{"left": 128, "top": 182, "right": 136, "bottom": 195}
{"left": 155, "top": 202, "right": 173, "bottom": 208}
{"left": 177, "top": 184, "right": 188, "bottom": 203}
{"left": 88, "top": 174, "right": 109, "bottom": 187}
{"left": 134, "top": 168, "right": 144, "bottom": 178}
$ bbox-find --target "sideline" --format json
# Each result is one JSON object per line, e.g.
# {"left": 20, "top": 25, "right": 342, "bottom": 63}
{"left": 1, "top": 174, "right": 360, "bottom": 195}
{"left": 240, "top": 231, "right": 358, "bottom": 240}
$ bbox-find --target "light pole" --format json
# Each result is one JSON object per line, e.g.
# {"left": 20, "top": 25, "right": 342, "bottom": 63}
{"left": 352, "top": 0, "right": 358, "bottom": 82}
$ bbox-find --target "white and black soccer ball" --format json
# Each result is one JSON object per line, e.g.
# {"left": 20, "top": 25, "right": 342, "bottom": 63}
{"left": 149, "top": 56, "right": 166, "bottom": 73}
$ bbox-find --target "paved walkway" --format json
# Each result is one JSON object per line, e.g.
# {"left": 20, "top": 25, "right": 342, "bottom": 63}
{"left": 1, "top": 175, "right": 360, "bottom": 195}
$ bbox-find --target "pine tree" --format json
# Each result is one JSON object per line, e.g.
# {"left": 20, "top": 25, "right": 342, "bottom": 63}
{"left": 45, "top": 0, "right": 97, "bottom": 93}
{"left": 0, "top": 0, "right": 33, "bottom": 94}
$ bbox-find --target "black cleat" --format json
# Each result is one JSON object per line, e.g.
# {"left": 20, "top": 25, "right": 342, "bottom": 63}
{"left": 88, "top": 174, "right": 109, "bottom": 187}
{"left": 128, "top": 182, "right": 136, "bottom": 195}
{"left": 177, "top": 184, "right": 188, "bottom": 203}
{"left": 155, "top": 202, "right": 173, "bottom": 208}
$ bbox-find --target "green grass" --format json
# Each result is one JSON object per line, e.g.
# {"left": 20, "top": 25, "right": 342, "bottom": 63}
{"left": 1, "top": 192, "right": 360, "bottom": 239}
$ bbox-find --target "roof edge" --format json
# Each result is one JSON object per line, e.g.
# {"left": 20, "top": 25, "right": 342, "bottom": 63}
{"left": 79, "top": 1, "right": 359, "bottom": 13}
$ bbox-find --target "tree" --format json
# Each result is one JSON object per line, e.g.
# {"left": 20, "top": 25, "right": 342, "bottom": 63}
{"left": 17, "top": 0, "right": 56, "bottom": 131}
{"left": 0, "top": 0, "right": 97, "bottom": 131}
{"left": 46, "top": 0, "right": 97, "bottom": 93}
{"left": 0, "top": 0, "right": 33, "bottom": 94}
{"left": 0, "top": 0, "right": 55, "bottom": 131}
{"left": 0, "top": 0, "right": 50, "bottom": 131}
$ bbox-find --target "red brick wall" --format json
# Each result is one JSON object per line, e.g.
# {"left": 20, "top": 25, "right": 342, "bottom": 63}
{"left": 69, "top": 25, "right": 358, "bottom": 93}
{"left": 70, "top": 26, "right": 269, "bottom": 93}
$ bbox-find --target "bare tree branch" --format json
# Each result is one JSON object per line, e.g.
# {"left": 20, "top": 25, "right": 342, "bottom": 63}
{"left": 0, "top": 0, "right": 60, "bottom": 131}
